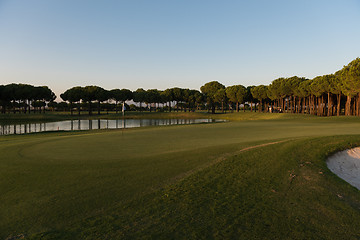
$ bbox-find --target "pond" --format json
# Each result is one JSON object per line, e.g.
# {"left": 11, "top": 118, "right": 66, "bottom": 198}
{"left": 0, "top": 118, "right": 221, "bottom": 136}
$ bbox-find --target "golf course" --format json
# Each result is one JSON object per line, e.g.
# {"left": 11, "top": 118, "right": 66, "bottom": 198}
{"left": 1, "top": 112, "right": 360, "bottom": 239}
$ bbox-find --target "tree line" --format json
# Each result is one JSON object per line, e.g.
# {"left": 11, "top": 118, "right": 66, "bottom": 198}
{"left": 250, "top": 57, "right": 360, "bottom": 116}
{"left": 59, "top": 86, "right": 207, "bottom": 115}
{"left": 0, "top": 84, "right": 55, "bottom": 114}
{"left": 0, "top": 57, "right": 359, "bottom": 116}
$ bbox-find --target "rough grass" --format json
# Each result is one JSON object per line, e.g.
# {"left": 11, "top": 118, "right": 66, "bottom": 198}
{"left": 2, "top": 113, "right": 360, "bottom": 239}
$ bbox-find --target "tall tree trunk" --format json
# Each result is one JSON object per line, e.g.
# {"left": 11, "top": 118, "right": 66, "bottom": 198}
{"left": 236, "top": 102, "right": 239, "bottom": 112}
{"left": 327, "top": 92, "right": 331, "bottom": 117}
{"left": 319, "top": 96, "right": 323, "bottom": 116}
{"left": 337, "top": 94, "right": 341, "bottom": 116}
{"left": 345, "top": 95, "right": 351, "bottom": 116}
{"left": 302, "top": 97, "right": 305, "bottom": 114}
{"left": 329, "top": 95, "right": 333, "bottom": 116}
{"left": 89, "top": 101, "right": 92, "bottom": 115}
{"left": 352, "top": 97, "right": 356, "bottom": 116}
{"left": 28, "top": 100, "right": 31, "bottom": 114}
{"left": 357, "top": 93, "right": 360, "bottom": 116}
{"left": 250, "top": 101, "right": 253, "bottom": 112}
{"left": 70, "top": 102, "right": 73, "bottom": 116}
{"left": 12, "top": 100, "right": 16, "bottom": 114}
{"left": 293, "top": 96, "right": 296, "bottom": 113}
{"left": 311, "top": 96, "right": 315, "bottom": 115}
{"left": 317, "top": 97, "right": 320, "bottom": 116}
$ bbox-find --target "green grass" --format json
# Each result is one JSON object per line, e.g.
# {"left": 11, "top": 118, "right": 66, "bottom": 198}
{"left": 2, "top": 113, "right": 360, "bottom": 239}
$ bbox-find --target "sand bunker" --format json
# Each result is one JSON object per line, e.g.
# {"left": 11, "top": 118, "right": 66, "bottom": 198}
{"left": 327, "top": 147, "right": 360, "bottom": 190}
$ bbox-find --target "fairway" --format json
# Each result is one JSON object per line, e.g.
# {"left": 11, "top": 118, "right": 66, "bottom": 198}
{"left": 2, "top": 113, "right": 360, "bottom": 239}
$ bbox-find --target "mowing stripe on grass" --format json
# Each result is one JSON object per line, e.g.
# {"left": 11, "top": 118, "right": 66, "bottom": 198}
{"left": 170, "top": 139, "right": 290, "bottom": 184}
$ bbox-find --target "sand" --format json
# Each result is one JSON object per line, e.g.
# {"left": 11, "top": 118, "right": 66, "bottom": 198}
{"left": 327, "top": 147, "right": 360, "bottom": 190}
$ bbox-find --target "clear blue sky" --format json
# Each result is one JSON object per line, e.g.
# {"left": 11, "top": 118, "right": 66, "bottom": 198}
{"left": 0, "top": 0, "right": 359, "bottom": 99}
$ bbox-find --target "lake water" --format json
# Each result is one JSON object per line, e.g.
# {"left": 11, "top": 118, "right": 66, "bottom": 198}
{"left": 0, "top": 119, "right": 220, "bottom": 135}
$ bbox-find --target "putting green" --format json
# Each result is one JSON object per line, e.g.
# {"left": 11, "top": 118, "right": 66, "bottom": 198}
{"left": 1, "top": 114, "right": 360, "bottom": 239}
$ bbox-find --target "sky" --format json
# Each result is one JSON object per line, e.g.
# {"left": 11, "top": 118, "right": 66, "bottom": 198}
{"left": 0, "top": 0, "right": 359, "bottom": 99}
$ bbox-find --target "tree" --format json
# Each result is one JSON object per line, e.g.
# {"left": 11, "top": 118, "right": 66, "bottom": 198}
{"left": 320, "top": 74, "right": 340, "bottom": 116}
{"left": 214, "top": 88, "right": 227, "bottom": 113}
{"left": 246, "top": 86, "right": 255, "bottom": 112}
{"left": 226, "top": 85, "right": 246, "bottom": 112}
{"left": 2, "top": 83, "right": 56, "bottom": 114}
{"left": 185, "top": 89, "right": 202, "bottom": 112}
{"left": 338, "top": 58, "right": 360, "bottom": 116}
{"left": 145, "top": 89, "right": 161, "bottom": 112}
{"left": 200, "top": 81, "right": 225, "bottom": 114}
{"left": 287, "top": 76, "right": 306, "bottom": 113}
{"left": 251, "top": 85, "right": 268, "bottom": 112}
{"left": 194, "top": 91, "right": 205, "bottom": 111}
{"left": 110, "top": 89, "right": 133, "bottom": 114}
{"left": 296, "top": 80, "right": 311, "bottom": 114}
{"left": 172, "top": 87, "right": 183, "bottom": 112}
{"left": 94, "top": 87, "right": 109, "bottom": 115}
{"left": 310, "top": 76, "right": 326, "bottom": 116}
{"left": 133, "top": 88, "right": 147, "bottom": 111}
{"left": 2, "top": 84, "right": 18, "bottom": 113}
{"left": 61, "top": 87, "right": 82, "bottom": 115}
{"left": 82, "top": 86, "right": 99, "bottom": 115}
{"left": 267, "top": 78, "right": 284, "bottom": 111}
{"left": 162, "top": 88, "right": 174, "bottom": 112}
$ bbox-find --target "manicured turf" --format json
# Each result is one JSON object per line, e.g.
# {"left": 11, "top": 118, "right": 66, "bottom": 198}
{"left": 1, "top": 113, "right": 360, "bottom": 239}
